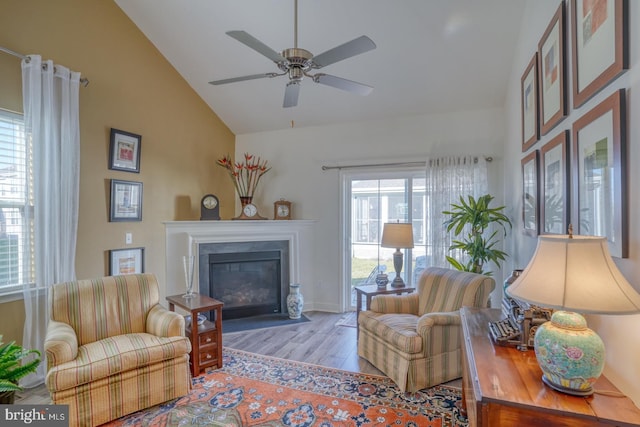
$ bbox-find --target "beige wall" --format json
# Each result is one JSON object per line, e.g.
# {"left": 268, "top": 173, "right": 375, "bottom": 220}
{"left": 0, "top": 0, "right": 235, "bottom": 345}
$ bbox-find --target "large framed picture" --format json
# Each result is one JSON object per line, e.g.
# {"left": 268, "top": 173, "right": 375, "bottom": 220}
{"left": 572, "top": 89, "right": 627, "bottom": 258}
{"left": 538, "top": 3, "right": 567, "bottom": 135}
{"left": 521, "top": 150, "right": 539, "bottom": 237}
{"left": 109, "top": 128, "right": 141, "bottom": 173}
{"left": 109, "top": 179, "right": 143, "bottom": 222}
{"left": 521, "top": 54, "right": 539, "bottom": 151}
{"left": 540, "top": 130, "right": 569, "bottom": 235}
{"left": 109, "top": 247, "right": 145, "bottom": 275}
{"left": 571, "top": 0, "right": 628, "bottom": 108}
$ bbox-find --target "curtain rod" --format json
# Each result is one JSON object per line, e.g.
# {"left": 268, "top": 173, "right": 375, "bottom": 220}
{"left": 0, "top": 46, "right": 89, "bottom": 87}
{"left": 321, "top": 156, "right": 493, "bottom": 171}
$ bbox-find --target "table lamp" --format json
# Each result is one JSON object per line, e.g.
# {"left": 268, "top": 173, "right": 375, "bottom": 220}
{"left": 381, "top": 222, "right": 414, "bottom": 287}
{"left": 506, "top": 231, "right": 640, "bottom": 396}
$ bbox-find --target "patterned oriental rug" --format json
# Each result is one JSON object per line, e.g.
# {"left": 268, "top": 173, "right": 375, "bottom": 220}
{"left": 105, "top": 348, "right": 468, "bottom": 427}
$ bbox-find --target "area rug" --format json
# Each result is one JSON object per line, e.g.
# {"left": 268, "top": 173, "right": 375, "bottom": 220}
{"left": 223, "top": 313, "right": 310, "bottom": 333}
{"left": 334, "top": 311, "right": 357, "bottom": 328}
{"left": 105, "top": 348, "right": 468, "bottom": 426}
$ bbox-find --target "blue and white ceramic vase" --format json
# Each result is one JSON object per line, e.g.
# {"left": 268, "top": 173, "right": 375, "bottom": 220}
{"left": 286, "top": 283, "right": 304, "bottom": 319}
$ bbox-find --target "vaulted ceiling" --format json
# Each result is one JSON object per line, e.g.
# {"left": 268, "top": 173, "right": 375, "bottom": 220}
{"left": 115, "top": 0, "right": 526, "bottom": 135}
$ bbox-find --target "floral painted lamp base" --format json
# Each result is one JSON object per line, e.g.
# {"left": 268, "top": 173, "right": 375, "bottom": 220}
{"left": 533, "top": 311, "right": 605, "bottom": 396}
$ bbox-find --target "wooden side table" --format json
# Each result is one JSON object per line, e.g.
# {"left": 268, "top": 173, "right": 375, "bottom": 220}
{"left": 354, "top": 284, "right": 415, "bottom": 337}
{"left": 460, "top": 307, "right": 640, "bottom": 427}
{"left": 167, "top": 294, "right": 224, "bottom": 377}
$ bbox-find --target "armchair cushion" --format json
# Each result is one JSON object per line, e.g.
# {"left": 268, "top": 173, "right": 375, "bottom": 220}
{"left": 359, "top": 312, "right": 422, "bottom": 354}
{"left": 358, "top": 267, "right": 495, "bottom": 392}
{"left": 46, "top": 332, "right": 190, "bottom": 392}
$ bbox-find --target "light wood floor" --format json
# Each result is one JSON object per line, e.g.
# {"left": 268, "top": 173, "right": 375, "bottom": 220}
{"left": 15, "top": 311, "right": 383, "bottom": 405}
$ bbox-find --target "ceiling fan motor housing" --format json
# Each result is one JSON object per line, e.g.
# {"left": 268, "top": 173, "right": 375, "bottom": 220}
{"left": 280, "top": 48, "right": 313, "bottom": 80}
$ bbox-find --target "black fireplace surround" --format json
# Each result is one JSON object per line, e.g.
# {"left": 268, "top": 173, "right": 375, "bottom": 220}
{"left": 198, "top": 240, "right": 290, "bottom": 320}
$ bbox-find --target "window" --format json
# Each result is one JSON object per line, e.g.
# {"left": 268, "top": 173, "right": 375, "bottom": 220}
{"left": 0, "top": 109, "right": 34, "bottom": 297}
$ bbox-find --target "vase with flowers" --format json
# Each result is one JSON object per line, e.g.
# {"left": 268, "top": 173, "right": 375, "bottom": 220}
{"left": 217, "top": 153, "right": 271, "bottom": 209}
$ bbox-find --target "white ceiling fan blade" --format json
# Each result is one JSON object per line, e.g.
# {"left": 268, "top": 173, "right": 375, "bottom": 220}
{"left": 209, "top": 73, "right": 277, "bottom": 85}
{"left": 226, "top": 30, "right": 286, "bottom": 63}
{"left": 311, "top": 35, "right": 376, "bottom": 68}
{"left": 283, "top": 82, "right": 300, "bottom": 108}
{"left": 314, "top": 74, "right": 373, "bottom": 96}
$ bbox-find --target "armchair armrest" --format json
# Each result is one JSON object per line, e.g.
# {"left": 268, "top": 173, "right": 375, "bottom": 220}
{"left": 44, "top": 320, "right": 78, "bottom": 370}
{"left": 146, "top": 304, "right": 185, "bottom": 337}
{"left": 416, "top": 311, "right": 461, "bottom": 335}
{"left": 369, "top": 293, "right": 419, "bottom": 314}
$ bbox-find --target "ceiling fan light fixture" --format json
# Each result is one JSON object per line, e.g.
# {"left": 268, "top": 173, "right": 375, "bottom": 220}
{"left": 288, "top": 67, "right": 304, "bottom": 82}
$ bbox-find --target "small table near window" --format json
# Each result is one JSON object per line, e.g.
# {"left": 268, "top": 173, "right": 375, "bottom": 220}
{"left": 354, "top": 284, "right": 415, "bottom": 337}
{"left": 167, "top": 294, "right": 224, "bottom": 377}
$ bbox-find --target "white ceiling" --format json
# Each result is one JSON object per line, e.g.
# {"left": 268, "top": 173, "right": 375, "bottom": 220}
{"left": 115, "top": 0, "right": 526, "bottom": 135}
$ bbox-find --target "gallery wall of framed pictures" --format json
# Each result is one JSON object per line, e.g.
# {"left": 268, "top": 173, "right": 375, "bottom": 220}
{"left": 518, "top": 0, "right": 629, "bottom": 258}
{"left": 106, "top": 127, "right": 145, "bottom": 273}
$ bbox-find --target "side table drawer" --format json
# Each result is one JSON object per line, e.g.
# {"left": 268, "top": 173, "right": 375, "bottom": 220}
{"left": 199, "top": 346, "right": 219, "bottom": 367}
{"left": 199, "top": 330, "right": 218, "bottom": 346}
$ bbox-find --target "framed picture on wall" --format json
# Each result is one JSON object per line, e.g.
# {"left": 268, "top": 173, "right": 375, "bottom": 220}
{"left": 571, "top": 0, "right": 628, "bottom": 108}
{"left": 109, "top": 247, "right": 145, "bottom": 275}
{"left": 540, "top": 130, "right": 569, "bottom": 235}
{"left": 109, "top": 128, "right": 141, "bottom": 173}
{"left": 109, "top": 179, "right": 143, "bottom": 222}
{"left": 538, "top": 3, "right": 567, "bottom": 135}
{"left": 521, "top": 150, "right": 539, "bottom": 237}
{"left": 572, "top": 89, "right": 627, "bottom": 258}
{"left": 521, "top": 54, "right": 539, "bottom": 151}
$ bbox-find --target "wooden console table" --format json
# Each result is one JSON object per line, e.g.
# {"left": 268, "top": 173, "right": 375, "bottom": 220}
{"left": 167, "top": 294, "right": 223, "bottom": 377}
{"left": 460, "top": 307, "right": 640, "bottom": 427}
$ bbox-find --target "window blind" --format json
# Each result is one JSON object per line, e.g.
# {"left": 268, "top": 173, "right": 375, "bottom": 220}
{"left": 0, "top": 109, "right": 33, "bottom": 295}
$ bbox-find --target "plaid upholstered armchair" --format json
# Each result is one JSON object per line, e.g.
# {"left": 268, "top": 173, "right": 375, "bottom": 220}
{"left": 358, "top": 267, "right": 495, "bottom": 392}
{"left": 44, "top": 274, "right": 192, "bottom": 427}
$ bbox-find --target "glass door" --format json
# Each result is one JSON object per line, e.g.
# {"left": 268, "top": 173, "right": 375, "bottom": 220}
{"left": 344, "top": 170, "right": 426, "bottom": 309}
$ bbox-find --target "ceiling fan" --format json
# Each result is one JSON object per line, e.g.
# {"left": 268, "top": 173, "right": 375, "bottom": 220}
{"left": 209, "top": 0, "right": 376, "bottom": 108}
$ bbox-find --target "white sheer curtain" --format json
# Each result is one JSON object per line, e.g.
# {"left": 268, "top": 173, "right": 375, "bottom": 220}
{"left": 426, "top": 156, "right": 488, "bottom": 269}
{"left": 21, "top": 55, "right": 80, "bottom": 387}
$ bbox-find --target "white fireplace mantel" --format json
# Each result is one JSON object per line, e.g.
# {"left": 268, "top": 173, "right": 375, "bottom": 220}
{"left": 163, "top": 220, "right": 317, "bottom": 305}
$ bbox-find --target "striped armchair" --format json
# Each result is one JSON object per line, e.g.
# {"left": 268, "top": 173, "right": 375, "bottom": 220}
{"left": 358, "top": 267, "right": 495, "bottom": 392}
{"left": 44, "top": 274, "right": 192, "bottom": 427}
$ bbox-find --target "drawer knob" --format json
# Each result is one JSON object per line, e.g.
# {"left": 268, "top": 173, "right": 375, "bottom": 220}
{"left": 206, "top": 337, "right": 212, "bottom": 343}
{"left": 206, "top": 354, "right": 212, "bottom": 359}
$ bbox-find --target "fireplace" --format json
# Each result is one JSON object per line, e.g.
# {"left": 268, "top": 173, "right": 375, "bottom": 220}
{"left": 198, "top": 240, "right": 290, "bottom": 320}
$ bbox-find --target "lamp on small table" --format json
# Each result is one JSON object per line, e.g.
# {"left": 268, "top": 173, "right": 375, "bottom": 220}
{"left": 381, "top": 222, "right": 414, "bottom": 288}
{"left": 506, "top": 230, "right": 640, "bottom": 396}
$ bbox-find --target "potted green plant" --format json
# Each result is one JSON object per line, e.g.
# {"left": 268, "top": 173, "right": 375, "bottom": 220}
{"left": 443, "top": 194, "right": 512, "bottom": 275}
{"left": 0, "top": 336, "right": 41, "bottom": 404}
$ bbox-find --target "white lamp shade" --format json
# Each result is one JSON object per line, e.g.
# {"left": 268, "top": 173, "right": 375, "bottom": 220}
{"left": 507, "top": 235, "right": 640, "bottom": 314}
{"left": 381, "top": 223, "right": 414, "bottom": 249}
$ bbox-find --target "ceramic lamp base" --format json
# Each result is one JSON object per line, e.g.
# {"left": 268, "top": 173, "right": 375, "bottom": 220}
{"left": 390, "top": 249, "right": 405, "bottom": 287}
{"left": 534, "top": 311, "right": 605, "bottom": 396}
{"left": 541, "top": 375, "right": 594, "bottom": 396}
